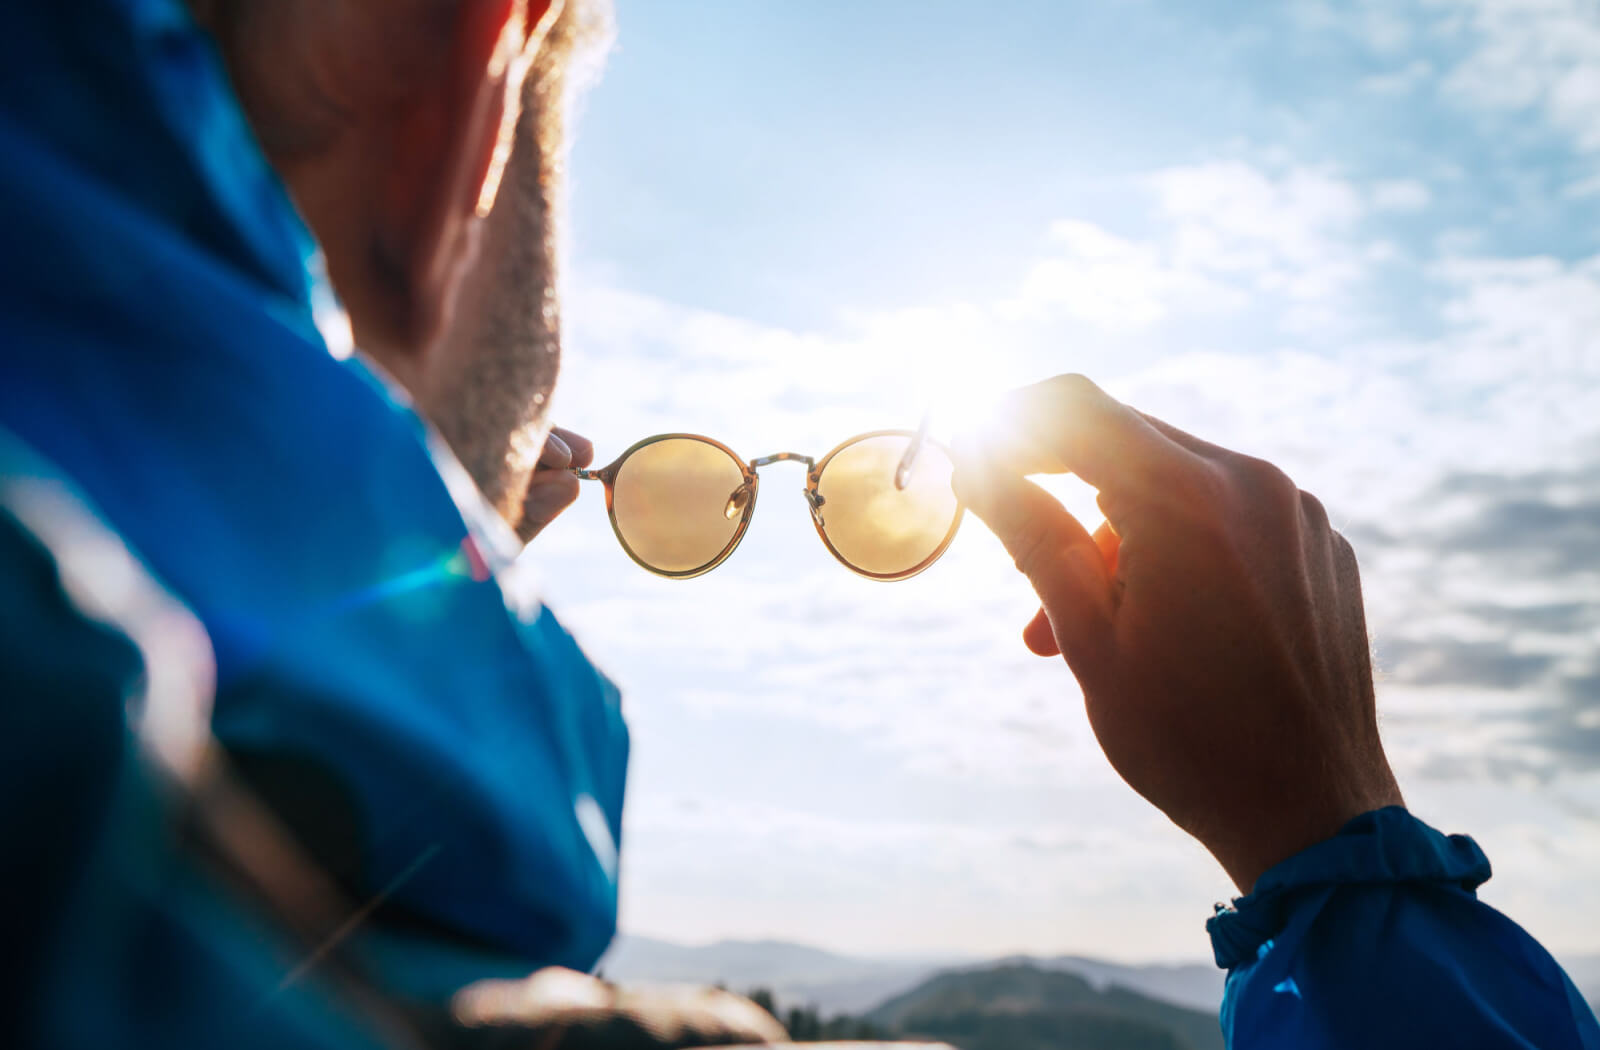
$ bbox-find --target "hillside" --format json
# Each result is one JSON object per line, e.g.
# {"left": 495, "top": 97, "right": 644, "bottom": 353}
{"left": 868, "top": 962, "right": 1224, "bottom": 1050}
{"left": 1008, "top": 954, "right": 1222, "bottom": 1014}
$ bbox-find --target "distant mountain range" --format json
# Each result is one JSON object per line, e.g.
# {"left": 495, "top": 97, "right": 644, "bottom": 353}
{"left": 598, "top": 934, "right": 1223, "bottom": 1016}
{"left": 598, "top": 934, "right": 965, "bottom": 1015}
{"left": 600, "top": 933, "right": 1600, "bottom": 1026}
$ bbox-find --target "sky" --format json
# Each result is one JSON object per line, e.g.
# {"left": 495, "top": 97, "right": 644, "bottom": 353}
{"left": 533, "top": 0, "right": 1600, "bottom": 965}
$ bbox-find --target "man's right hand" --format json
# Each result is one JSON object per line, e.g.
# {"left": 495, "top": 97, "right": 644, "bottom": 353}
{"left": 518, "top": 425, "right": 595, "bottom": 542}
{"left": 952, "top": 374, "right": 1404, "bottom": 894}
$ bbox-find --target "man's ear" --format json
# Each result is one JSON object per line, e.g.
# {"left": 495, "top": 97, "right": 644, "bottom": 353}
{"left": 358, "top": 0, "right": 559, "bottom": 363}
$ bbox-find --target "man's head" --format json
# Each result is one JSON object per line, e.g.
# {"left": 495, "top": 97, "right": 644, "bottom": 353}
{"left": 195, "top": 0, "right": 610, "bottom": 524}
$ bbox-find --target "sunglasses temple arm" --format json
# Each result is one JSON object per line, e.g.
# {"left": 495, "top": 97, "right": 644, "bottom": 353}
{"left": 570, "top": 468, "right": 606, "bottom": 481}
{"left": 894, "top": 412, "right": 932, "bottom": 490}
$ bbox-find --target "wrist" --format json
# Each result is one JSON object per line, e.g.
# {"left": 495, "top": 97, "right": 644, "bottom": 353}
{"left": 1206, "top": 807, "right": 1491, "bottom": 972}
{"left": 1210, "top": 776, "right": 1405, "bottom": 894}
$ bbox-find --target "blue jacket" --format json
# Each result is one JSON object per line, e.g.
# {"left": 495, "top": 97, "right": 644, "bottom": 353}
{"left": 1210, "top": 807, "right": 1600, "bottom": 1048}
{"left": 0, "top": 433, "right": 393, "bottom": 1049}
{"left": 0, "top": 0, "right": 628, "bottom": 997}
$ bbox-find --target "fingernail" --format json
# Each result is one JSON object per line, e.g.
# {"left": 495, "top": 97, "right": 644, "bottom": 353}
{"left": 542, "top": 432, "right": 571, "bottom": 466}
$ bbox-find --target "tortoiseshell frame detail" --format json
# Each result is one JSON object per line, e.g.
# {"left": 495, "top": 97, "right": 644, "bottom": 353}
{"left": 572, "top": 429, "right": 965, "bottom": 581}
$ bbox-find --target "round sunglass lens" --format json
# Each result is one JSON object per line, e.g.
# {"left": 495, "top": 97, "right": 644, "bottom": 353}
{"left": 611, "top": 438, "right": 750, "bottom": 575}
{"left": 814, "top": 434, "right": 961, "bottom": 579}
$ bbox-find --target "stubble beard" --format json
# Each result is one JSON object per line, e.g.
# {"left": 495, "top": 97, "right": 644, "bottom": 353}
{"left": 420, "top": 90, "right": 565, "bottom": 533}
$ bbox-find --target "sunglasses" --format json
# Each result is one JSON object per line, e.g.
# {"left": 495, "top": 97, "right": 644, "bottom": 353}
{"left": 570, "top": 429, "right": 964, "bottom": 580}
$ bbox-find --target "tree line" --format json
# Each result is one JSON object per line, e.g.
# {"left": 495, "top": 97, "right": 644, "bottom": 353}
{"left": 745, "top": 987, "right": 889, "bottom": 1042}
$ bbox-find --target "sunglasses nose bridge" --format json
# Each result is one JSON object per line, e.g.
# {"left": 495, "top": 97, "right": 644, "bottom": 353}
{"left": 748, "top": 452, "right": 822, "bottom": 521}
{"left": 747, "top": 451, "right": 815, "bottom": 471}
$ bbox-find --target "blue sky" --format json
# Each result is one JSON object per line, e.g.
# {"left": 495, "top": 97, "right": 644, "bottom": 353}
{"left": 535, "top": 0, "right": 1600, "bottom": 964}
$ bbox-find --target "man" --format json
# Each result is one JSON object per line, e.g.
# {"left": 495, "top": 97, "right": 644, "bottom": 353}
{"left": 1, "top": 3, "right": 1596, "bottom": 1050}
{"left": 2, "top": 0, "right": 629, "bottom": 1007}
{"left": 2, "top": 2, "right": 776, "bottom": 1043}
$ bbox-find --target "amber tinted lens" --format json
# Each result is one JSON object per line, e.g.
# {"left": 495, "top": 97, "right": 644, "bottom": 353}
{"left": 815, "top": 434, "right": 961, "bottom": 578}
{"left": 612, "top": 438, "right": 750, "bottom": 574}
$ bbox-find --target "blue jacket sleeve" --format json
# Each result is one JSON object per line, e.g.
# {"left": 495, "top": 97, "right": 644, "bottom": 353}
{"left": 1207, "top": 807, "right": 1600, "bottom": 1049}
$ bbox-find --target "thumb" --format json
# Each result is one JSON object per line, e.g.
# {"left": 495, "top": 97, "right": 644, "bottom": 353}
{"left": 953, "top": 450, "right": 1115, "bottom": 675}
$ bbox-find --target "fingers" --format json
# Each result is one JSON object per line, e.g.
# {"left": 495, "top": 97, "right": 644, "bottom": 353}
{"left": 1092, "top": 518, "right": 1120, "bottom": 576}
{"left": 538, "top": 430, "right": 572, "bottom": 469}
{"left": 953, "top": 446, "right": 1115, "bottom": 676}
{"left": 549, "top": 426, "right": 594, "bottom": 470}
{"left": 1137, "top": 411, "right": 1233, "bottom": 461}
{"left": 523, "top": 426, "right": 593, "bottom": 541}
{"left": 1022, "top": 519, "right": 1119, "bottom": 659}
{"left": 519, "top": 469, "right": 582, "bottom": 541}
{"left": 988, "top": 374, "right": 1201, "bottom": 502}
{"left": 536, "top": 426, "right": 596, "bottom": 471}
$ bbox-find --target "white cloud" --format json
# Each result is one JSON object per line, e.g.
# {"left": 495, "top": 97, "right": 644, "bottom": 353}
{"left": 1428, "top": 0, "right": 1600, "bottom": 151}
{"left": 1006, "top": 220, "right": 1239, "bottom": 330}
{"left": 996, "top": 162, "right": 1380, "bottom": 340}
{"left": 1151, "top": 162, "right": 1364, "bottom": 273}
{"left": 614, "top": 790, "right": 1225, "bottom": 958}
{"left": 559, "top": 160, "right": 1386, "bottom": 444}
{"left": 1306, "top": 0, "right": 1600, "bottom": 153}
{"left": 1432, "top": 254, "right": 1600, "bottom": 398}
{"left": 1146, "top": 162, "right": 1373, "bottom": 331}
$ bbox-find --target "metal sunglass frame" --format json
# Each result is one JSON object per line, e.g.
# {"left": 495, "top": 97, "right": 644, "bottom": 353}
{"left": 571, "top": 429, "right": 964, "bottom": 581}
